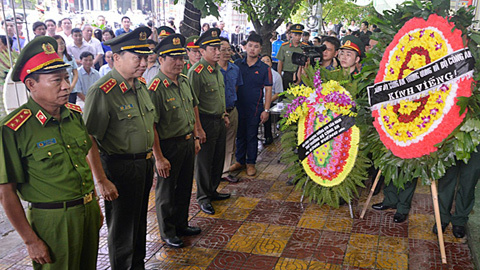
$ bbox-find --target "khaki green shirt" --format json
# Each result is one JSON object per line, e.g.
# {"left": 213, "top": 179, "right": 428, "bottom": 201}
{"left": 84, "top": 68, "right": 156, "bottom": 155}
{"left": 276, "top": 41, "right": 307, "bottom": 72}
{"left": 181, "top": 60, "right": 192, "bottom": 76}
{"left": 0, "top": 98, "right": 94, "bottom": 203}
{"left": 187, "top": 58, "right": 226, "bottom": 115}
{"left": 148, "top": 72, "right": 199, "bottom": 139}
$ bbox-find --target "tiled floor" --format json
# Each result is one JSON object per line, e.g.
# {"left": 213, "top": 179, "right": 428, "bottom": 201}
{"left": 0, "top": 140, "right": 475, "bottom": 269}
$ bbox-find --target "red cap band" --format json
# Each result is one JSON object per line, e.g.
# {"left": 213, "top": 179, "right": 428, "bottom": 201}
{"left": 20, "top": 51, "right": 63, "bottom": 82}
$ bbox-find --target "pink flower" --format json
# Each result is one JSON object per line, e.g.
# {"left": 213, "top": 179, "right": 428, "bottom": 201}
{"left": 409, "top": 34, "right": 414, "bottom": 41}
{"left": 436, "top": 95, "right": 444, "bottom": 104}
{"left": 419, "top": 29, "right": 425, "bottom": 37}
{"left": 430, "top": 108, "right": 439, "bottom": 115}
{"left": 396, "top": 55, "right": 401, "bottom": 61}
{"left": 435, "top": 42, "right": 442, "bottom": 50}
{"left": 430, "top": 32, "right": 435, "bottom": 38}
{"left": 390, "top": 68, "right": 395, "bottom": 74}
{"left": 407, "top": 131, "right": 413, "bottom": 137}
{"left": 439, "top": 84, "right": 448, "bottom": 92}
{"left": 383, "top": 115, "right": 390, "bottom": 123}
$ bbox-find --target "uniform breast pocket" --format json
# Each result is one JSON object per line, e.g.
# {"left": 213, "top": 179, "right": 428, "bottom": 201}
{"left": 116, "top": 109, "right": 141, "bottom": 132}
{"left": 32, "top": 144, "right": 64, "bottom": 167}
{"left": 163, "top": 98, "right": 182, "bottom": 123}
{"left": 201, "top": 80, "right": 219, "bottom": 101}
{"left": 75, "top": 136, "right": 89, "bottom": 155}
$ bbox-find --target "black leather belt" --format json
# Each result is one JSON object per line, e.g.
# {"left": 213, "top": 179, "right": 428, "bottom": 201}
{"left": 160, "top": 133, "right": 193, "bottom": 143}
{"left": 108, "top": 151, "right": 153, "bottom": 160}
{"left": 200, "top": 113, "right": 223, "bottom": 120}
{"left": 226, "top": 107, "right": 235, "bottom": 113}
{"left": 30, "top": 192, "right": 95, "bottom": 209}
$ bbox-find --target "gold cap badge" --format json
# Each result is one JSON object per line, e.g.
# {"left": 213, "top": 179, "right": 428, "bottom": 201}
{"left": 212, "top": 31, "right": 218, "bottom": 37}
{"left": 173, "top": 37, "right": 180, "bottom": 45}
{"left": 139, "top": 32, "right": 147, "bottom": 41}
{"left": 42, "top": 43, "right": 55, "bottom": 54}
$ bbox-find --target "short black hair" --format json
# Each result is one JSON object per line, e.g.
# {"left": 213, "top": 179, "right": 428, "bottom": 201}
{"left": 72, "top": 28, "right": 82, "bottom": 34}
{"left": 261, "top": 54, "right": 272, "bottom": 62}
{"left": 313, "top": 37, "right": 321, "bottom": 43}
{"left": 302, "top": 31, "right": 310, "bottom": 36}
{"left": 121, "top": 16, "right": 130, "bottom": 22}
{"left": 321, "top": 36, "right": 340, "bottom": 51}
{"left": 247, "top": 33, "right": 262, "bottom": 46}
{"left": 362, "top": 21, "right": 369, "bottom": 27}
{"left": 219, "top": 37, "right": 229, "bottom": 43}
{"left": 33, "top": 21, "right": 46, "bottom": 32}
{"left": 0, "top": 35, "right": 12, "bottom": 48}
{"left": 80, "top": 51, "right": 94, "bottom": 60}
{"left": 44, "top": 19, "right": 56, "bottom": 26}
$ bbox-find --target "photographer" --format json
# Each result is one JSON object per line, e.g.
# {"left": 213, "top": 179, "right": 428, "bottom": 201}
{"left": 320, "top": 36, "right": 340, "bottom": 70}
{"left": 276, "top": 24, "right": 308, "bottom": 90}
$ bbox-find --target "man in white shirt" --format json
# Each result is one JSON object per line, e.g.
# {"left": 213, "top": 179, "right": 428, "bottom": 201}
{"left": 74, "top": 52, "right": 100, "bottom": 107}
{"left": 142, "top": 40, "right": 160, "bottom": 84}
{"left": 59, "top": 18, "right": 73, "bottom": 44}
{"left": 67, "top": 28, "right": 96, "bottom": 65}
{"left": 99, "top": 51, "right": 113, "bottom": 77}
{"left": 82, "top": 24, "right": 104, "bottom": 68}
{"left": 261, "top": 54, "right": 283, "bottom": 145}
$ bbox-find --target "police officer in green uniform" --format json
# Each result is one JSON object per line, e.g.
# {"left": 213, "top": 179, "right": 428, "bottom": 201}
{"left": 83, "top": 27, "right": 157, "bottom": 269}
{"left": 372, "top": 179, "right": 417, "bottom": 223}
{"left": 433, "top": 146, "right": 480, "bottom": 238}
{"left": 148, "top": 33, "right": 202, "bottom": 248}
{"left": 0, "top": 36, "right": 102, "bottom": 269}
{"left": 276, "top": 23, "right": 308, "bottom": 90}
{"left": 188, "top": 28, "right": 231, "bottom": 215}
{"left": 157, "top": 25, "right": 175, "bottom": 41}
{"left": 182, "top": 35, "right": 200, "bottom": 75}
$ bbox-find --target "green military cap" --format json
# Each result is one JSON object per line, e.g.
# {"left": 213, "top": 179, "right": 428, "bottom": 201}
{"left": 12, "top": 36, "right": 70, "bottom": 82}
{"left": 290, "top": 24, "right": 304, "bottom": 33}
{"left": 186, "top": 35, "right": 200, "bottom": 49}
{"left": 157, "top": 26, "right": 175, "bottom": 37}
{"left": 195, "top": 28, "right": 221, "bottom": 48}
{"left": 104, "top": 26, "right": 154, "bottom": 54}
{"left": 154, "top": 33, "right": 186, "bottom": 56}
{"left": 340, "top": 35, "right": 365, "bottom": 57}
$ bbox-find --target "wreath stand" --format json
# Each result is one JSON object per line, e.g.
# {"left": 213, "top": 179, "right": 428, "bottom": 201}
{"left": 360, "top": 171, "right": 447, "bottom": 264}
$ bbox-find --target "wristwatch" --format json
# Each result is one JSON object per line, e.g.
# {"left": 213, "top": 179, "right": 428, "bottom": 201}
{"left": 264, "top": 109, "right": 270, "bottom": 113}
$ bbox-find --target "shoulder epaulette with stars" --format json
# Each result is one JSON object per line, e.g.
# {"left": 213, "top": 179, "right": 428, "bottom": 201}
{"left": 195, "top": 64, "right": 204, "bottom": 74}
{"left": 148, "top": 78, "right": 160, "bottom": 91}
{"left": 100, "top": 78, "right": 117, "bottom": 94}
{"left": 65, "top": 103, "right": 82, "bottom": 113}
{"left": 281, "top": 41, "right": 290, "bottom": 46}
{"left": 301, "top": 42, "right": 309, "bottom": 46}
{"left": 4, "top": 109, "right": 31, "bottom": 131}
{"left": 138, "top": 77, "right": 147, "bottom": 84}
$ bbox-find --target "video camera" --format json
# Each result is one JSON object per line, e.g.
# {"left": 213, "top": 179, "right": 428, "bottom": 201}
{"left": 292, "top": 44, "right": 326, "bottom": 66}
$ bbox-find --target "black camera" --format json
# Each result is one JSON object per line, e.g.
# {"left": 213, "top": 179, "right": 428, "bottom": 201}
{"left": 292, "top": 44, "right": 326, "bottom": 66}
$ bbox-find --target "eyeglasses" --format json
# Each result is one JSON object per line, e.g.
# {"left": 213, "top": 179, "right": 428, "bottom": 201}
{"left": 220, "top": 48, "right": 232, "bottom": 52}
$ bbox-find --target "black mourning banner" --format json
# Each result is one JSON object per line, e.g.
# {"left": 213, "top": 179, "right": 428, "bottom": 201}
{"left": 367, "top": 48, "right": 475, "bottom": 107}
{"left": 298, "top": 114, "right": 355, "bottom": 160}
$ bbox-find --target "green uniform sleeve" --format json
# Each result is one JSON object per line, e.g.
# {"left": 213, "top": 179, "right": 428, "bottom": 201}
{"left": 84, "top": 88, "right": 110, "bottom": 141}
{"left": 187, "top": 68, "right": 201, "bottom": 101}
{"left": 0, "top": 126, "right": 25, "bottom": 184}
{"left": 277, "top": 45, "right": 285, "bottom": 62}
{"left": 186, "top": 79, "right": 199, "bottom": 107}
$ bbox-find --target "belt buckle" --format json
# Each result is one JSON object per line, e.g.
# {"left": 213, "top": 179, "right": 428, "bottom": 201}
{"left": 185, "top": 134, "right": 192, "bottom": 140}
{"left": 146, "top": 152, "right": 153, "bottom": 159}
{"left": 83, "top": 193, "right": 93, "bottom": 204}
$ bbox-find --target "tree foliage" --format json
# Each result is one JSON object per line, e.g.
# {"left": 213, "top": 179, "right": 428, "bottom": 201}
{"left": 322, "top": 0, "right": 371, "bottom": 24}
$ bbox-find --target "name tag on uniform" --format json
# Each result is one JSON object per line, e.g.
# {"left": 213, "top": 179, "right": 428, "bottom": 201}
{"left": 37, "top": 138, "right": 57, "bottom": 148}
{"left": 119, "top": 104, "right": 134, "bottom": 111}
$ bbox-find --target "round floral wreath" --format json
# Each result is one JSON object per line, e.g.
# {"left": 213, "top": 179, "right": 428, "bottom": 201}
{"left": 358, "top": 2, "right": 480, "bottom": 186}
{"left": 280, "top": 68, "right": 367, "bottom": 206}
{"left": 372, "top": 14, "right": 473, "bottom": 159}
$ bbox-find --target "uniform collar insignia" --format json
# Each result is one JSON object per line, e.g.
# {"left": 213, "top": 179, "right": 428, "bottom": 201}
{"left": 35, "top": 110, "right": 47, "bottom": 125}
{"left": 163, "top": 78, "right": 170, "bottom": 88}
{"left": 119, "top": 82, "right": 128, "bottom": 93}
{"left": 207, "top": 65, "right": 214, "bottom": 73}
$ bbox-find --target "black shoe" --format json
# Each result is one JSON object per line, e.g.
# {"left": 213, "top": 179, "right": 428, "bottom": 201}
{"left": 177, "top": 226, "right": 201, "bottom": 236}
{"left": 211, "top": 193, "right": 231, "bottom": 201}
{"left": 393, "top": 212, "right": 407, "bottom": 223}
{"left": 264, "top": 137, "right": 273, "bottom": 145}
{"left": 452, "top": 225, "right": 466, "bottom": 238}
{"left": 432, "top": 223, "right": 448, "bottom": 234}
{"left": 222, "top": 175, "right": 239, "bottom": 183}
{"left": 372, "top": 203, "right": 396, "bottom": 211}
{"left": 162, "top": 236, "right": 184, "bottom": 248}
{"left": 200, "top": 202, "right": 215, "bottom": 215}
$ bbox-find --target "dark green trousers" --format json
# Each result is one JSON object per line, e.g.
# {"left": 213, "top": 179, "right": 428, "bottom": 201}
{"left": 101, "top": 155, "right": 153, "bottom": 270}
{"left": 382, "top": 178, "right": 417, "bottom": 215}
{"left": 156, "top": 137, "right": 195, "bottom": 239}
{"left": 27, "top": 198, "right": 101, "bottom": 270}
{"left": 196, "top": 115, "right": 226, "bottom": 204}
{"left": 438, "top": 147, "right": 480, "bottom": 226}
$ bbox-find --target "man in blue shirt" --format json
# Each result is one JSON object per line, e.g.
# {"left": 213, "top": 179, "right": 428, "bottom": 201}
{"left": 229, "top": 34, "right": 272, "bottom": 176}
{"left": 218, "top": 37, "right": 243, "bottom": 182}
{"left": 115, "top": 16, "right": 133, "bottom": 37}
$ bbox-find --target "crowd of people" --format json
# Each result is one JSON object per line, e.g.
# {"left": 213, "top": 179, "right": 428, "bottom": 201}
{"left": 0, "top": 13, "right": 477, "bottom": 270}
